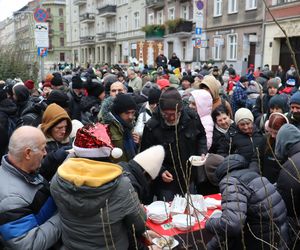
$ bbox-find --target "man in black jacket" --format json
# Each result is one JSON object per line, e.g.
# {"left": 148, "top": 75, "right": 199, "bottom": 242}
{"left": 68, "top": 75, "right": 84, "bottom": 120}
{"left": 141, "top": 87, "right": 207, "bottom": 201}
{"left": 168, "top": 52, "right": 181, "bottom": 69}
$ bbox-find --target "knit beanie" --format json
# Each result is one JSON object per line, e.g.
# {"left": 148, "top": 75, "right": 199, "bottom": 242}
{"left": 159, "top": 87, "right": 183, "bottom": 111}
{"left": 141, "top": 82, "right": 159, "bottom": 98}
{"left": 290, "top": 91, "right": 300, "bottom": 105}
{"left": 148, "top": 88, "right": 161, "bottom": 104}
{"left": 24, "top": 80, "right": 35, "bottom": 90}
{"left": 268, "top": 94, "right": 289, "bottom": 113}
{"left": 204, "top": 154, "right": 225, "bottom": 186}
{"left": 71, "top": 75, "right": 83, "bottom": 89}
{"left": 181, "top": 75, "right": 194, "bottom": 84}
{"left": 234, "top": 108, "right": 254, "bottom": 124}
{"left": 73, "top": 123, "right": 123, "bottom": 159}
{"left": 157, "top": 79, "right": 170, "bottom": 90}
{"left": 85, "top": 79, "right": 105, "bottom": 97}
{"left": 51, "top": 73, "right": 63, "bottom": 87}
{"left": 267, "top": 78, "right": 279, "bottom": 89}
{"left": 286, "top": 78, "right": 296, "bottom": 86}
{"left": 47, "top": 90, "right": 70, "bottom": 108}
{"left": 41, "top": 103, "right": 72, "bottom": 139}
{"left": 133, "top": 145, "right": 165, "bottom": 179}
{"left": 112, "top": 93, "right": 137, "bottom": 115}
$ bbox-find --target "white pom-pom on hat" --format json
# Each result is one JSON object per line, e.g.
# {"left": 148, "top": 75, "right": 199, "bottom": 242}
{"left": 111, "top": 147, "right": 123, "bottom": 159}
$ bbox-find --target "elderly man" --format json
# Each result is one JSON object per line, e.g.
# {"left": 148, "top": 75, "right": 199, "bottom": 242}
{"left": 97, "top": 81, "right": 126, "bottom": 123}
{"left": 0, "top": 126, "right": 61, "bottom": 249}
{"left": 127, "top": 68, "right": 143, "bottom": 92}
{"left": 141, "top": 87, "right": 207, "bottom": 201}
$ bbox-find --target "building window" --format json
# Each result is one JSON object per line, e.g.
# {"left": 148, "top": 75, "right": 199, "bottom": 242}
{"left": 246, "top": 0, "right": 257, "bottom": 10}
{"left": 181, "top": 5, "right": 189, "bottom": 20}
{"left": 227, "top": 34, "right": 237, "bottom": 60}
{"left": 148, "top": 13, "right": 154, "bottom": 25}
{"left": 60, "top": 37, "right": 65, "bottom": 47}
{"left": 228, "top": 0, "right": 237, "bottom": 13}
{"left": 133, "top": 12, "right": 140, "bottom": 29}
{"left": 59, "top": 8, "right": 63, "bottom": 16}
{"left": 124, "top": 15, "right": 128, "bottom": 31}
{"left": 213, "top": 37, "right": 223, "bottom": 60}
{"left": 157, "top": 10, "right": 163, "bottom": 25}
{"left": 118, "top": 17, "right": 122, "bottom": 31}
{"left": 168, "top": 8, "right": 175, "bottom": 20}
{"left": 214, "top": 0, "right": 222, "bottom": 16}
{"left": 131, "top": 43, "right": 137, "bottom": 58}
{"left": 182, "top": 41, "right": 186, "bottom": 60}
{"left": 60, "top": 52, "right": 65, "bottom": 62}
{"left": 59, "top": 23, "right": 64, "bottom": 31}
{"left": 274, "top": 0, "right": 297, "bottom": 5}
{"left": 47, "top": 8, "right": 51, "bottom": 14}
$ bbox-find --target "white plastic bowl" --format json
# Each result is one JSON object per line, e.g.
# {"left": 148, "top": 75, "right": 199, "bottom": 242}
{"left": 172, "top": 214, "right": 196, "bottom": 231}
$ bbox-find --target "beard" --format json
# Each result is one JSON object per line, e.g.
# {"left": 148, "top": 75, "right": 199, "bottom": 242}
{"left": 164, "top": 112, "right": 181, "bottom": 127}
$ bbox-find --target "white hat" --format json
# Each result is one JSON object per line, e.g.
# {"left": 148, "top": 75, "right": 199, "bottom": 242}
{"left": 234, "top": 108, "right": 254, "bottom": 124}
{"left": 133, "top": 145, "right": 165, "bottom": 180}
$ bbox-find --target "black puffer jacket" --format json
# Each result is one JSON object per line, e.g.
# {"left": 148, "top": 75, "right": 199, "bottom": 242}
{"left": 80, "top": 96, "right": 101, "bottom": 125}
{"left": 67, "top": 90, "right": 82, "bottom": 120}
{"left": 20, "top": 97, "right": 47, "bottom": 127}
{"left": 0, "top": 98, "right": 17, "bottom": 158}
{"left": 209, "top": 124, "right": 236, "bottom": 157}
{"left": 230, "top": 125, "right": 264, "bottom": 163}
{"left": 141, "top": 107, "right": 207, "bottom": 198}
{"left": 206, "top": 154, "right": 288, "bottom": 250}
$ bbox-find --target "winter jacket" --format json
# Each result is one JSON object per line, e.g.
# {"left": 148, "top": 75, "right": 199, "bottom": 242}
{"left": 191, "top": 90, "right": 214, "bottom": 150}
{"left": 80, "top": 95, "right": 101, "bottom": 125}
{"left": 168, "top": 56, "right": 181, "bottom": 69}
{"left": 0, "top": 98, "right": 17, "bottom": 158}
{"left": 119, "top": 160, "right": 154, "bottom": 205}
{"left": 209, "top": 123, "right": 236, "bottom": 157}
{"left": 275, "top": 124, "right": 300, "bottom": 218}
{"left": 50, "top": 158, "right": 146, "bottom": 250}
{"left": 155, "top": 54, "right": 168, "bottom": 68}
{"left": 98, "top": 96, "right": 114, "bottom": 124}
{"left": 140, "top": 107, "right": 207, "bottom": 199}
{"left": 231, "top": 82, "right": 248, "bottom": 113}
{"left": 0, "top": 156, "right": 61, "bottom": 249}
{"left": 67, "top": 89, "right": 82, "bottom": 120}
{"left": 206, "top": 154, "right": 288, "bottom": 250}
{"left": 128, "top": 76, "right": 143, "bottom": 92}
{"left": 230, "top": 125, "right": 264, "bottom": 164}
{"left": 252, "top": 93, "right": 275, "bottom": 120}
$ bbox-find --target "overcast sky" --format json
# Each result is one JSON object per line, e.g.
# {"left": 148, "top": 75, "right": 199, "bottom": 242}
{"left": 0, "top": 0, "right": 30, "bottom": 22}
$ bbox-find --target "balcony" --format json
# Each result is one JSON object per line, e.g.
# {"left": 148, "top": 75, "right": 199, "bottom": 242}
{"left": 80, "top": 36, "right": 95, "bottom": 45}
{"left": 47, "top": 14, "right": 53, "bottom": 22}
{"left": 74, "top": 0, "right": 87, "bottom": 6}
{"left": 97, "top": 5, "right": 116, "bottom": 18}
{"left": 166, "top": 20, "right": 193, "bottom": 37}
{"left": 97, "top": 32, "right": 116, "bottom": 42}
{"left": 80, "top": 13, "right": 95, "bottom": 23}
{"left": 142, "top": 25, "right": 165, "bottom": 40}
{"left": 48, "top": 29, "right": 54, "bottom": 36}
{"left": 146, "top": 0, "right": 164, "bottom": 9}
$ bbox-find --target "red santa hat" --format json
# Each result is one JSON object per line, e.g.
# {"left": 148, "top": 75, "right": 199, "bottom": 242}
{"left": 73, "top": 123, "right": 122, "bottom": 159}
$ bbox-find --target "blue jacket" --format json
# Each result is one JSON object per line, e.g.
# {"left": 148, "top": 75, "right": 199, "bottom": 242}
{"left": 0, "top": 156, "right": 61, "bottom": 249}
{"left": 231, "top": 82, "right": 248, "bottom": 113}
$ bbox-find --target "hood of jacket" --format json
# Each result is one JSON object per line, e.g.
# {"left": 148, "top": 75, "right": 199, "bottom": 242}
{"left": 80, "top": 95, "right": 101, "bottom": 112}
{"left": 13, "top": 85, "right": 30, "bottom": 103}
{"left": 275, "top": 124, "right": 300, "bottom": 160}
{"left": 200, "top": 75, "right": 221, "bottom": 101}
{"left": 0, "top": 98, "right": 17, "bottom": 116}
{"left": 191, "top": 89, "right": 213, "bottom": 117}
{"left": 52, "top": 158, "right": 122, "bottom": 215}
{"left": 215, "top": 154, "right": 249, "bottom": 181}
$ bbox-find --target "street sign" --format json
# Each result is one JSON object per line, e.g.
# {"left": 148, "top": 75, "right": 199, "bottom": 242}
{"left": 34, "top": 8, "right": 48, "bottom": 22}
{"left": 196, "top": 0, "right": 204, "bottom": 10}
{"left": 193, "top": 39, "right": 201, "bottom": 48}
{"left": 34, "top": 22, "right": 49, "bottom": 48}
{"left": 38, "top": 47, "right": 48, "bottom": 57}
{"left": 195, "top": 27, "right": 202, "bottom": 35}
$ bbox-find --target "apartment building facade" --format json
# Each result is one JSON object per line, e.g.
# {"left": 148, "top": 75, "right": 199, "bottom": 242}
{"left": 205, "top": 0, "right": 264, "bottom": 74}
{"left": 0, "top": 0, "right": 71, "bottom": 71}
{"left": 263, "top": 0, "right": 300, "bottom": 72}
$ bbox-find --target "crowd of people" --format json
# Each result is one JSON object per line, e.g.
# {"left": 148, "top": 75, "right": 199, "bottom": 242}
{"left": 0, "top": 58, "right": 299, "bottom": 249}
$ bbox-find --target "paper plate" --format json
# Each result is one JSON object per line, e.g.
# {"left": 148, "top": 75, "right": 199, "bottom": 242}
{"left": 152, "top": 236, "right": 179, "bottom": 249}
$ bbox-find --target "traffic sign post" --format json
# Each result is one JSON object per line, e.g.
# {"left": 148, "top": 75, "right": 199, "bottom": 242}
{"left": 34, "top": 8, "right": 48, "bottom": 22}
{"left": 38, "top": 47, "right": 48, "bottom": 57}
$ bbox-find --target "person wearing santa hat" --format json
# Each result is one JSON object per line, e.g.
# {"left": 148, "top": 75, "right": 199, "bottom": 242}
{"left": 50, "top": 123, "right": 159, "bottom": 250}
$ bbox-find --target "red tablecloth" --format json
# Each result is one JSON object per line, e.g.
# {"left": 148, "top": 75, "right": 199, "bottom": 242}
{"left": 146, "top": 193, "right": 221, "bottom": 236}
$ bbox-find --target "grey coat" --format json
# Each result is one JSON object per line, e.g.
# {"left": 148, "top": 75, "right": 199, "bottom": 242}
{"left": 50, "top": 165, "right": 146, "bottom": 250}
{"left": 206, "top": 154, "right": 288, "bottom": 250}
